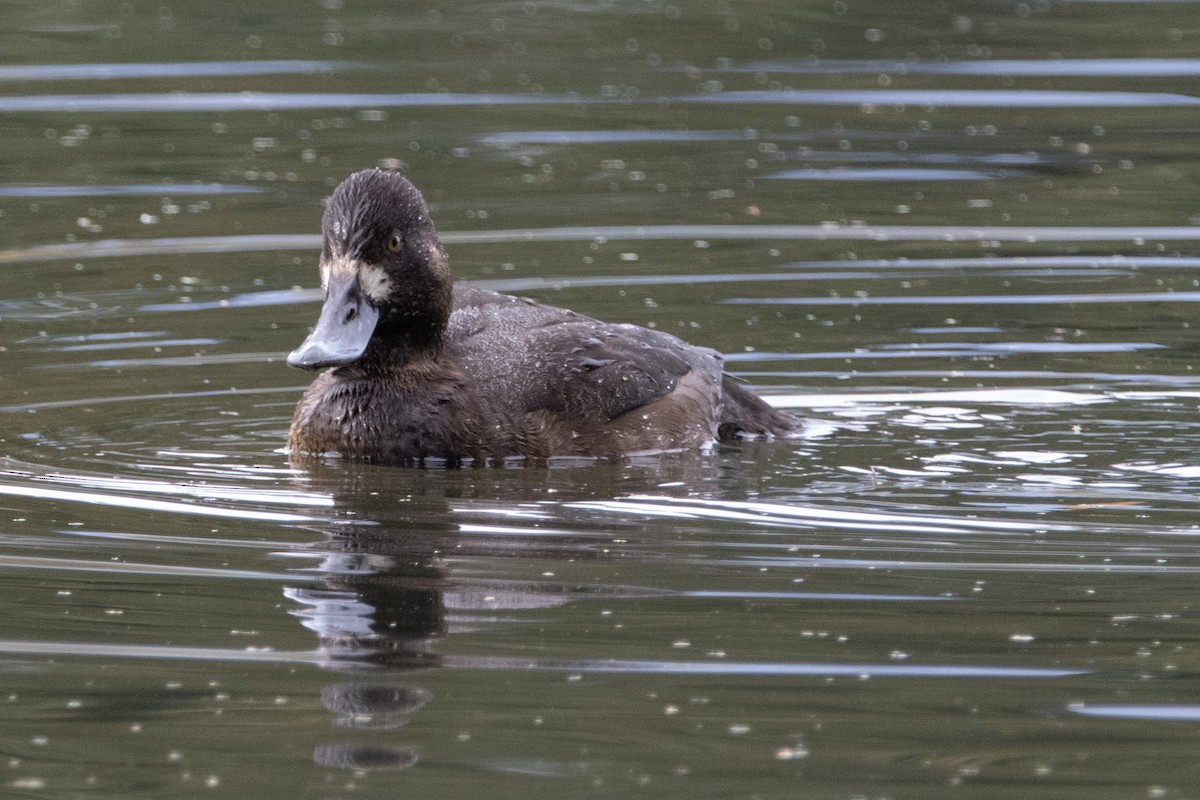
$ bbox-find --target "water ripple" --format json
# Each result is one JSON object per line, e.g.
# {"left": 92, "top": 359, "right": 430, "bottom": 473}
{"left": 0, "top": 183, "right": 263, "bottom": 197}
{"left": 5, "top": 226, "right": 1200, "bottom": 265}
{"left": 0, "top": 469, "right": 328, "bottom": 521}
{"left": 724, "top": 291, "right": 1200, "bottom": 306}
{"left": 761, "top": 388, "right": 1113, "bottom": 408}
{"left": 133, "top": 266, "right": 1142, "bottom": 315}
{"left": 718, "top": 58, "right": 1200, "bottom": 77}
{"left": 729, "top": 556, "right": 1200, "bottom": 574}
{"left": 0, "top": 554, "right": 304, "bottom": 582}
{"left": 31, "top": 471, "right": 330, "bottom": 507}
{"left": 1069, "top": 705, "right": 1200, "bottom": 720}
{"left": 480, "top": 130, "right": 760, "bottom": 144}
{"left": 0, "top": 89, "right": 1196, "bottom": 113}
{"left": 0, "top": 385, "right": 300, "bottom": 413}
{"left": 0, "top": 639, "right": 1088, "bottom": 678}
{"left": 681, "top": 89, "right": 1200, "bottom": 107}
{"left": 509, "top": 658, "right": 1087, "bottom": 678}
{"left": 46, "top": 351, "right": 283, "bottom": 369}
{"left": 724, "top": 345, "right": 1160, "bottom": 366}
{"left": 0, "top": 92, "right": 571, "bottom": 113}
{"left": 687, "top": 590, "right": 951, "bottom": 602}
{"left": 571, "top": 494, "right": 1068, "bottom": 534}
{"left": 49, "top": 337, "right": 221, "bottom": 352}
{"left": 0, "top": 60, "right": 361, "bottom": 81}
{"left": 764, "top": 167, "right": 1015, "bottom": 181}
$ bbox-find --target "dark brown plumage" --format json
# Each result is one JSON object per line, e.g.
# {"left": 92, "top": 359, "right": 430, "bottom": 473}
{"left": 287, "top": 169, "right": 801, "bottom": 466}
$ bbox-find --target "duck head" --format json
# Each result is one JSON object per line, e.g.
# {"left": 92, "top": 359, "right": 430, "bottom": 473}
{"left": 287, "top": 169, "right": 452, "bottom": 371}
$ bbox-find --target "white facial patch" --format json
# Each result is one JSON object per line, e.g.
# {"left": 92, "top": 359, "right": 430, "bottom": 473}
{"left": 357, "top": 264, "right": 394, "bottom": 303}
{"left": 319, "top": 255, "right": 393, "bottom": 303}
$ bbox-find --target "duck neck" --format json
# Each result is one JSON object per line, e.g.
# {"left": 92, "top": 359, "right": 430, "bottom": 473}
{"left": 359, "top": 277, "right": 452, "bottom": 371}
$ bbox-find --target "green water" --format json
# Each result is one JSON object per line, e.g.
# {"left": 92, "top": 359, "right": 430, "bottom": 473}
{"left": 4, "top": 1, "right": 1200, "bottom": 797}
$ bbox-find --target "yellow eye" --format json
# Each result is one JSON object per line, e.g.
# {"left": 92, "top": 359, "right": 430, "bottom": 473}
{"left": 386, "top": 232, "right": 403, "bottom": 253}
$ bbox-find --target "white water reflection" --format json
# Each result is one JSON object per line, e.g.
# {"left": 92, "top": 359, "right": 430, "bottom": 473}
{"left": 0, "top": 60, "right": 359, "bottom": 80}
{"left": 0, "top": 466, "right": 331, "bottom": 521}
{"left": 717, "top": 59, "right": 1200, "bottom": 77}
{"left": 1, "top": 89, "right": 1199, "bottom": 113}
{"left": 0, "top": 554, "right": 302, "bottom": 581}
{"left": 764, "top": 167, "right": 1014, "bottom": 181}
{"left": 0, "top": 480, "right": 319, "bottom": 521}
{"left": 1070, "top": 705, "right": 1200, "bottom": 720}
{"left": 466, "top": 658, "right": 1087, "bottom": 678}
{"left": 1114, "top": 462, "right": 1200, "bottom": 478}
{"left": 681, "top": 89, "right": 1200, "bottom": 107}
{"left": 572, "top": 494, "right": 1068, "bottom": 534}
{"left": 727, "top": 342, "right": 1165, "bottom": 361}
{"left": 0, "top": 183, "right": 262, "bottom": 197}
{"left": 724, "top": 291, "right": 1200, "bottom": 306}
{"left": 0, "top": 639, "right": 1088, "bottom": 678}
{"left": 7, "top": 225, "right": 1200, "bottom": 267}
{"left": 764, "top": 388, "right": 1111, "bottom": 408}
{"left": 47, "top": 337, "right": 221, "bottom": 352}
{"left": 479, "top": 130, "right": 761, "bottom": 145}
{"left": 0, "top": 385, "right": 300, "bottom": 413}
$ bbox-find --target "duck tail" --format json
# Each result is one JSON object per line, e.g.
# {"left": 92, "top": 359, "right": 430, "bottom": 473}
{"left": 717, "top": 375, "right": 802, "bottom": 440}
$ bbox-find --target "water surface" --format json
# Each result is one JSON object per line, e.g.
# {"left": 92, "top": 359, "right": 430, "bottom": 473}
{"left": 3, "top": 1, "right": 1200, "bottom": 797}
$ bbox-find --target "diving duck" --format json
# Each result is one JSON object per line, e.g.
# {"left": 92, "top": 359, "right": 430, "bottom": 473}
{"left": 287, "top": 168, "right": 801, "bottom": 466}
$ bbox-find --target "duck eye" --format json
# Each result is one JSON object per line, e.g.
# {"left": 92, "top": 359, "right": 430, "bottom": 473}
{"left": 386, "top": 232, "right": 403, "bottom": 253}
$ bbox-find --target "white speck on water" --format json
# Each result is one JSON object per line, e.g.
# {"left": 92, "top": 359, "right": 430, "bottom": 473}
{"left": 1010, "top": 634, "right": 1036, "bottom": 643}
{"left": 8, "top": 778, "right": 47, "bottom": 790}
{"left": 775, "top": 745, "right": 809, "bottom": 760}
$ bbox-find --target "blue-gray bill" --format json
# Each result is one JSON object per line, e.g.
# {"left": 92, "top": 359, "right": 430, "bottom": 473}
{"left": 286, "top": 272, "right": 379, "bottom": 370}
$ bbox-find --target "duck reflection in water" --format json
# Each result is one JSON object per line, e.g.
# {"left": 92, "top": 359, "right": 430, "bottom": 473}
{"left": 285, "top": 491, "right": 448, "bottom": 772}
{"left": 285, "top": 461, "right": 632, "bottom": 773}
